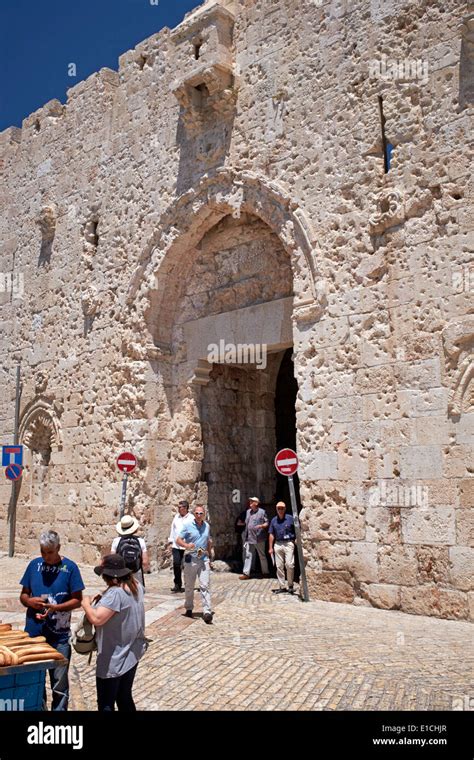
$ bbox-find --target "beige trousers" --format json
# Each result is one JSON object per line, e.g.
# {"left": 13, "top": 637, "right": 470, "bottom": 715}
{"left": 274, "top": 540, "right": 295, "bottom": 588}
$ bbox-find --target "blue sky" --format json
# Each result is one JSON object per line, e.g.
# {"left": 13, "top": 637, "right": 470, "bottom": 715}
{"left": 0, "top": 0, "right": 202, "bottom": 132}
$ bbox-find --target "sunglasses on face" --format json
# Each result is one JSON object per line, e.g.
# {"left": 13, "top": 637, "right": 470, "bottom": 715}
{"left": 195, "top": 512, "right": 204, "bottom": 516}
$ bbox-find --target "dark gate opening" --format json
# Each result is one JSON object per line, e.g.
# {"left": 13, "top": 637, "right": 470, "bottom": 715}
{"left": 274, "top": 347, "right": 301, "bottom": 512}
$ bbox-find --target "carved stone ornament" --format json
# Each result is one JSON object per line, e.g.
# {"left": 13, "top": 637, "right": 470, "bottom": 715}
{"left": 34, "top": 372, "right": 48, "bottom": 394}
{"left": 20, "top": 401, "right": 62, "bottom": 466}
{"left": 369, "top": 189, "right": 404, "bottom": 232}
{"left": 81, "top": 285, "right": 101, "bottom": 317}
{"left": 442, "top": 316, "right": 474, "bottom": 416}
{"left": 37, "top": 205, "right": 56, "bottom": 238}
{"left": 449, "top": 355, "right": 474, "bottom": 415}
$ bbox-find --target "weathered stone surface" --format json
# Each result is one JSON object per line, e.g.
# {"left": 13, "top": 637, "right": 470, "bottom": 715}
{"left": 400, "top": 586, "right": 469, "bottom": 620}
{"left": 399, "top": 447, "right": 443, "bottom": 479}
{"left": 307, "top": 570, "right": 355, "bottom": 604}
{"left": 402, "top": 507, "right": 456, "bottom": 545}
{"left": 360, "top": 583, "right": 401, "bottom": 610}
{"left": 456, "top": 509, "right": 474, "bottom": 547}
{"left": 449, "top": 547, "right": 474, "bottom": 591}
{"left": 416, "top": 546, "right": 450, "bottom": 585}
{"left": 378, "top": 545, "right": 418, "bottom": 586}
{"left": 346, "top": 542, "right": 379, "bottom": 583}
{"left": 468, "top": 592, "right": 474, "bottom": 622}
{"left": 460, "top": 479, "right": 474, "bottom": 508}
{"left": 304, "top": 501, "right": 366, "bottom": 542}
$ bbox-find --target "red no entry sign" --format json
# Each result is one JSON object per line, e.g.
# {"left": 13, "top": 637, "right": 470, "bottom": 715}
{"left": 274, "top": 448, "right": 299, "bottom": 476}
{"left": 117, "top": 452, "right": 137, "bottom": 473}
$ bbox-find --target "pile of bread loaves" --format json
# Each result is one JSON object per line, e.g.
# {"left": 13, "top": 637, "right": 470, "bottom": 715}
{"left": 0, "top": 623, "right": 66, "bottom": 667}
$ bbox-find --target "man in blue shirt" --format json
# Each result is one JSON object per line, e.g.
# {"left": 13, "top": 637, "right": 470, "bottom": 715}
{"left": 268, "top": 502, "right": 296, "bottom": 594}
{"left": 176, "top": 506, "right": 213, "bottom": 624}
{"left": 19, "top": 530, "right": 85, "bottom": 710}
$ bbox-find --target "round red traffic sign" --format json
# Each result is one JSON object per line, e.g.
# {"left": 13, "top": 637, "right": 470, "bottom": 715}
{"left": 116, "top": 452, "right": 137, "bottom": 473}
{"left": 274, "top": 448, "right": 299, "bottom": 476}
{"left": 5, "top": 463, "right": 23, "bottom": 481}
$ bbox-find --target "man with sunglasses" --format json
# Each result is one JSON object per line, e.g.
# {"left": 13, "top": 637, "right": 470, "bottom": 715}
{"left": 268, "top": 501, "right": 296, "bottom": 594}
{"left": 176, "top": 505, "right": 214, "bottom": 624}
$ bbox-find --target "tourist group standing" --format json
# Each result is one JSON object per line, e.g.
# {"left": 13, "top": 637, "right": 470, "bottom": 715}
{"left": 18, "top": 495, "right": 295, "bottom": 711}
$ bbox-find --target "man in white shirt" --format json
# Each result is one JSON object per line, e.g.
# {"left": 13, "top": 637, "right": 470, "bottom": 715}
{"left": 168, "top": 500, "right": 194, "bottom": 593}
{"left": 111, "top": 515, "right": 149, "bottom": 587}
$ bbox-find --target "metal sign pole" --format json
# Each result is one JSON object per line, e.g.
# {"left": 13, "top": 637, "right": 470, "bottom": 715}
{"left": 119, "top": 472, "right": 128, "bottom": 519}
{"left": 8, "top": 364, "right": 21, "bottom": 557}
{"left": 288, "top": 474, "right": 309, "bottom": 602}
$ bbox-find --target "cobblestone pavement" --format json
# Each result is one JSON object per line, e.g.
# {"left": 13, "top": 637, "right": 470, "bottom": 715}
{"left": 0, "top": 554, "right": 472, "bottom": 711}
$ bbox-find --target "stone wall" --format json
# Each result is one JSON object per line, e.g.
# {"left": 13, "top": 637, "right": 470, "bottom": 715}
{"left": 0, "top": 0, "right": 472, "bottom": 619}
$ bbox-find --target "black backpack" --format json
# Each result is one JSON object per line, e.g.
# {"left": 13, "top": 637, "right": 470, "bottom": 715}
{"left": 117, "top": 535, "right": 142, "bottom": 573}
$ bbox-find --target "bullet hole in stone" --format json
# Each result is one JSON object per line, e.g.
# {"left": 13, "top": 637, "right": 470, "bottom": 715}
{"left": 91, "top": 221, "right": 99, "bottom": 249}
{"left": 34, "top": 119, "right": 40, "bottom": 133}
{"left": 450, "top": 192, "right": 462, "bottom": 200}
{"left": 84, "top": 218, "right": 99, "bottom": 252}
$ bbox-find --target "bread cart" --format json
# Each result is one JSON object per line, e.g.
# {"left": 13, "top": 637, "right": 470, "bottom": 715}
{"left": 0, "top": 656, "right": 68, "bottom": 711}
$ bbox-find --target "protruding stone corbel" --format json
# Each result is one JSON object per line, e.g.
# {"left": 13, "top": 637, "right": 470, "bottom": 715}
{"left": 170, "top": 2, "right": 236, "bottom": 134}
{"left": 189, "top": 359, "right": 213, "bottom": 386}
{"left": 146, "top": 344, "right": 172, "bottom": 361}
{"left": 172, "top": 62, "right": 237, "bottom": 133}
{"left": 294, "top": 281, "right": 328, "bottom": 324}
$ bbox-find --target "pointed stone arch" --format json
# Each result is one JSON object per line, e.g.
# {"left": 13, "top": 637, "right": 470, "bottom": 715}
{"left": 20, "top": 399, "right": 62, "bottom": 465}
{"left": 126, "top": 170, "right": 325, "bottom": 356}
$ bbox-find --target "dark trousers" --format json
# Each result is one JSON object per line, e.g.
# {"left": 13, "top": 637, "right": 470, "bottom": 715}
{"left": 96, "top": 663, "right": 138, "bottom": 712}
{"left": 172, "top": 548, "right": 185, "bottom": 588}
{"left": 43, "top": 640, "right": 71, "bottom": 711}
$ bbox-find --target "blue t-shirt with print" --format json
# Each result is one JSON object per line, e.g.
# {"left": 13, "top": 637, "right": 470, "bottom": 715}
{"left": 20, "top": 557, "right": 85, "bottom": 643}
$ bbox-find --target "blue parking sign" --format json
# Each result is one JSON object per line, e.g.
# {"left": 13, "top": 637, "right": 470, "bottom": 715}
{"left": 2, "top": 445, "right": 23, "bottom": 467}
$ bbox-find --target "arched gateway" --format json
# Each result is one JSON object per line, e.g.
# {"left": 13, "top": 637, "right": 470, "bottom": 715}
{"left": 127, "top": 171, "right": 323, "bottom": 560}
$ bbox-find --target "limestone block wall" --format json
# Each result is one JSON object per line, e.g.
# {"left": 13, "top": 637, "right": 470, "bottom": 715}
{"left": 0, "top": 0, "right": 472, "bottom": 619}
